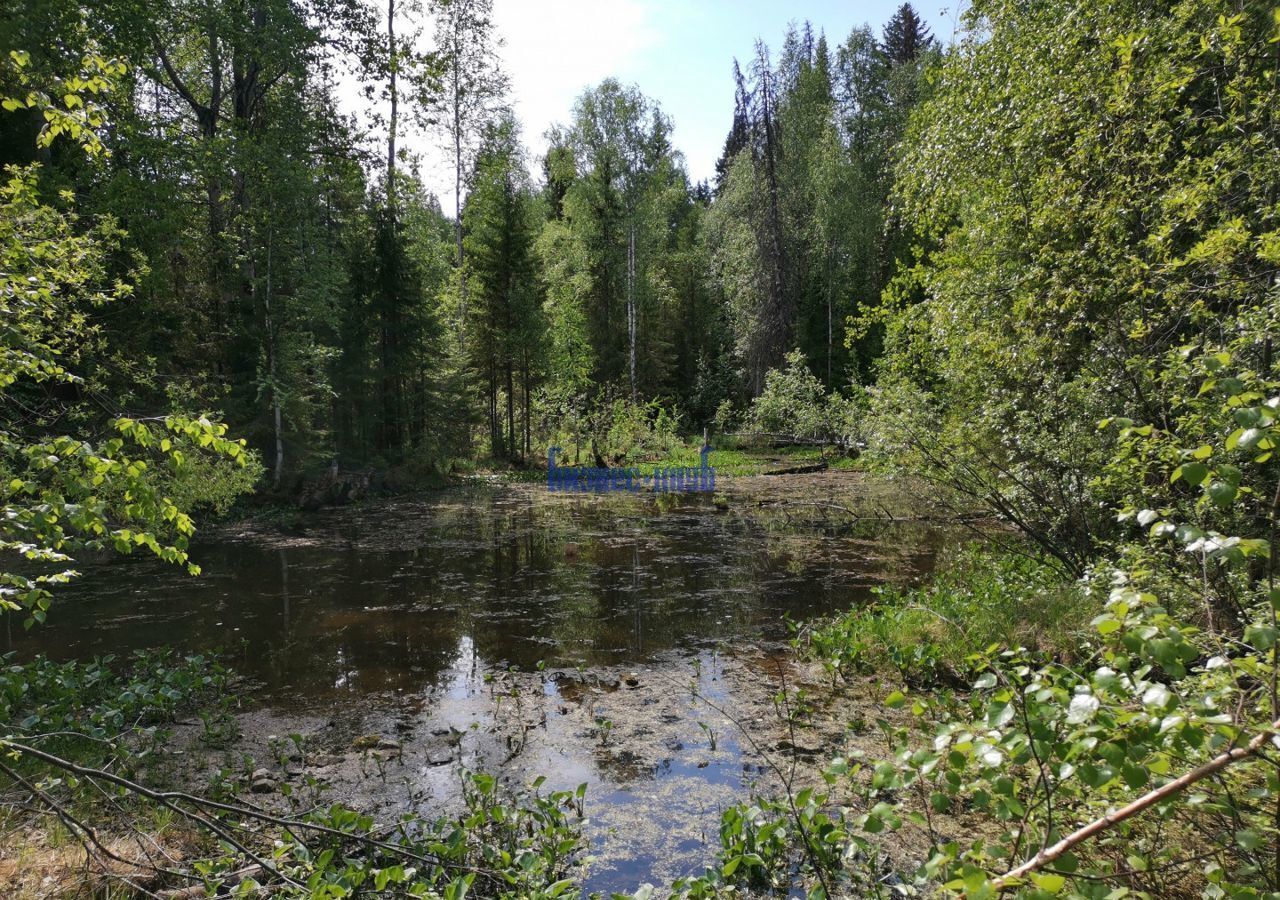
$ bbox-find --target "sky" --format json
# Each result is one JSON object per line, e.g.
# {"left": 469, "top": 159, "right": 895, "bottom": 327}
{"left": 397, "top": 1, "right": 960, "bottom": 213}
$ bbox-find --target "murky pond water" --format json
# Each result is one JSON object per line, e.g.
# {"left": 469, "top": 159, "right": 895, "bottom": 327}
{"left": 7, "top": 473, "right": 958, "bottom": 893}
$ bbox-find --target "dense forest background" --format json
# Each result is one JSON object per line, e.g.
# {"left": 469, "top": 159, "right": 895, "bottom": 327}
{"left": 3, "top": 0, "right": 1277, "bottom": 625}
{"left": 0, "top": 0, "right": 941, "bottom": 488}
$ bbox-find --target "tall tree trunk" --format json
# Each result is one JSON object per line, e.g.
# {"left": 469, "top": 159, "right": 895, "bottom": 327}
{"left": 762, "top": 101, "right": 787, "bottom": 382}
{"left": 627, "top": 223, "right": 637, "bottom": 403}
{"left": 506, "top": 362, "right": 515, "bottom": 461}
{"left": 454, "top": 97, "right": 463, "bottom": 264}
{"left": 153, "top": 1, "right": 227, "bottom": 363}
{"left": 387, "top": 0, "right": 397, "bottom": 210}
{"left": 826, "top": 246, "right": 834, "bottom": 389}
{"left": 262, "top": 229, "right": 284, "bottom": 489}
{"left": 271, "top": 372, "right": 285, "bottom": 487}
{"left": 522, "top": 351, "right": 531, "bottom": 461}
{"left": 453, "top": 54, "right": 469, "bottom": 340}
{"left": 488, "top": 366, "right": 499, "bottom": 458}
{"left": 751, "top": 49, "right": 789, "bottom": 394}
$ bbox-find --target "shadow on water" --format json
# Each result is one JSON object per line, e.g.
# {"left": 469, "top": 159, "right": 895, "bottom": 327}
{"left": 5, "top": 476, "right": 962, "bottom": 891}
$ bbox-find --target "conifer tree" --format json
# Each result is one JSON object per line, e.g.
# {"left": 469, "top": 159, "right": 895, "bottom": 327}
{"left": 464, "top": 114, "right": 540, "bottom": 459}
{"left": 881, "top": 3, "right": 936, "bottom": 65}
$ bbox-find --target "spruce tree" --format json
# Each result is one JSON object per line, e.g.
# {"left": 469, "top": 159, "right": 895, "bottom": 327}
{"left": 714, "top": 61, "right": 752, "bottom": 195}
{"left": 881, "top": 3, "right": 936, "bottom": 65}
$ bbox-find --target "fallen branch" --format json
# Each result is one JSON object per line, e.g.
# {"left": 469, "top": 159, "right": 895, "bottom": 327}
{"left": 156, "top": 866, "right": 263, "bottom": 899}
{"left": 989, "top": 716, "right": 1280, "bottom": 892}
{"left": 1, "top": 739, "right": 498, "bottom": 888}
{"left": 721, "top": 431, "right": 841, "bottom": 448}
{"left": 762, "top": 462, "right": 829, "bottom": 476}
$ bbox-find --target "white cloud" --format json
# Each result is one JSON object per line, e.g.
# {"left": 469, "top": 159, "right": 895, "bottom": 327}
{"left": 339, "top": 1, "right": 958, "bottom": 212}
{"left": 496, "top": 0, "right": 661, "bottom": 151}
{"left": 396, "top": 0, "right": 662, "bottom": 213}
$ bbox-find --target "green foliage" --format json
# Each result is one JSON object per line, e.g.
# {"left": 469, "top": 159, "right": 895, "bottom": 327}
{"left": 544, "top": 78, "right": 719, "bottom": 416}
{"left": 805, "top": 546, "right": 1087, "bottom": 687}
{"left": 0, "top": 650, "right": 235, "bottom": 814}
{"left": 3, "top": 2, "right": 465, "bottom": 488}
{"left": 7, "top": 2, "right": 1280, "bottom": 898}
{"left": 0, "top": 650, "right": 230, "bottom": 748}
{"left": 339, "top": 178, "right": 461, "bottom": 472}
{"left": 748, "top": 350, "right": 829, "bottom": 439}
{"left": 192, "top": 773, "right": 588, "bottom": 899}
{"left": 465, "top": 113, "right": 543, "bottom": 460}
{"left": 781, "top": 343, "right": 1280, "bottom": 896}
{"left": 875, "top": 0, "right": 1280, "bottom": 573}
{"left": 1101, "top": 346, "right": 1277, "bottom": 592}
{"left": 157, "top": 445, "right": 266, "bottom": 516}
{"left": 536, "top": 218, "right": 595, "bottom": 397}
{"left": 881, "top": 3, "right": 937, "bottom": 66}
{"left": 707, "top": 17, "right": 934, "bottom": 396}
{"left": 0, "top": 415, "right": 243, "bottom": 624}
{"left": 856, "top": 569, "right": 1280, "bottom": 897}
{"left": 536, "top": 396, "right": 683, "bottom": 466}
{"left": 601, "top": 399, "right": 683, "bottom": 464}
{"left": 1, "top": 49, "right": 123, "bottom": 158}
{"left": 1, "top": 64, "right": 252, "bottom": 624}
{"left": 0, "top": 2, "right": 944, "bottom": 485}
{"left": 748, "top": 349, "right": 860, "bottom": 445}
{"left": 661, "top": 790, "right": 865, "bottom": 899}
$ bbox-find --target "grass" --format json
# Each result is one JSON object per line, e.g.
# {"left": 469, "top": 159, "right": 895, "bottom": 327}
{"left": 801, "top": 544, "right": 1093, "bottom": 687}
{"left": 635, "top": 446, "right": 755, "bottom": 475}
{"left": 636, "top": 441, "right": 860, "bottom": 476}
{"left": 469, "top": 442, "right": 861, "bottom": 479}
{"left": 0, "top": 817, "right": 201, "bottom": 899}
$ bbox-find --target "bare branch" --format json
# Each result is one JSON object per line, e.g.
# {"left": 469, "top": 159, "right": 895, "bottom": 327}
{"left": 990, "top": 717, "right": 1280, "bottom": 893}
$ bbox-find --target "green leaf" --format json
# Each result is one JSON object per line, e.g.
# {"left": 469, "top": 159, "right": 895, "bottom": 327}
{"left": 1032, "top": 873, "right": 1066, "bottom": 893}
{"left": 1093, "top": 614, "right": 1122, "bottom": 635}
{"left": 1235, "top": 830, "right": 1263, "bottom": 851}
{"left": 1245, "top": 624, "right": 1278, "bottom": 651}
{"left": 1172, "top": 462, "right": 1208, "bottom": 486}
{"left": 1122, "top": 761, "right": 1149, "bottom": 789}
{"left": 1207, "top": 480, "right": 1237, "bottom": 507}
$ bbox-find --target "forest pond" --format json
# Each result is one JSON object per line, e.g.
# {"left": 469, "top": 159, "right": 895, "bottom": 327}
{"left": 9, "top": 472, "right": 960, "bottom": 893}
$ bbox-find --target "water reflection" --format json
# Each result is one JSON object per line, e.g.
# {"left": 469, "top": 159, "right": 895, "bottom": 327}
{"left": 8, "top": 483, "right": 950, "bottom": 705}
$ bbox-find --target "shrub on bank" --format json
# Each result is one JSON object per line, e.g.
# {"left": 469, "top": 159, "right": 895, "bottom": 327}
{"left": 803, "top": 546, "right": 1089, "bottom": 688}
{"left": 747, "top": 350, "right": 862, "bottom": 448}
